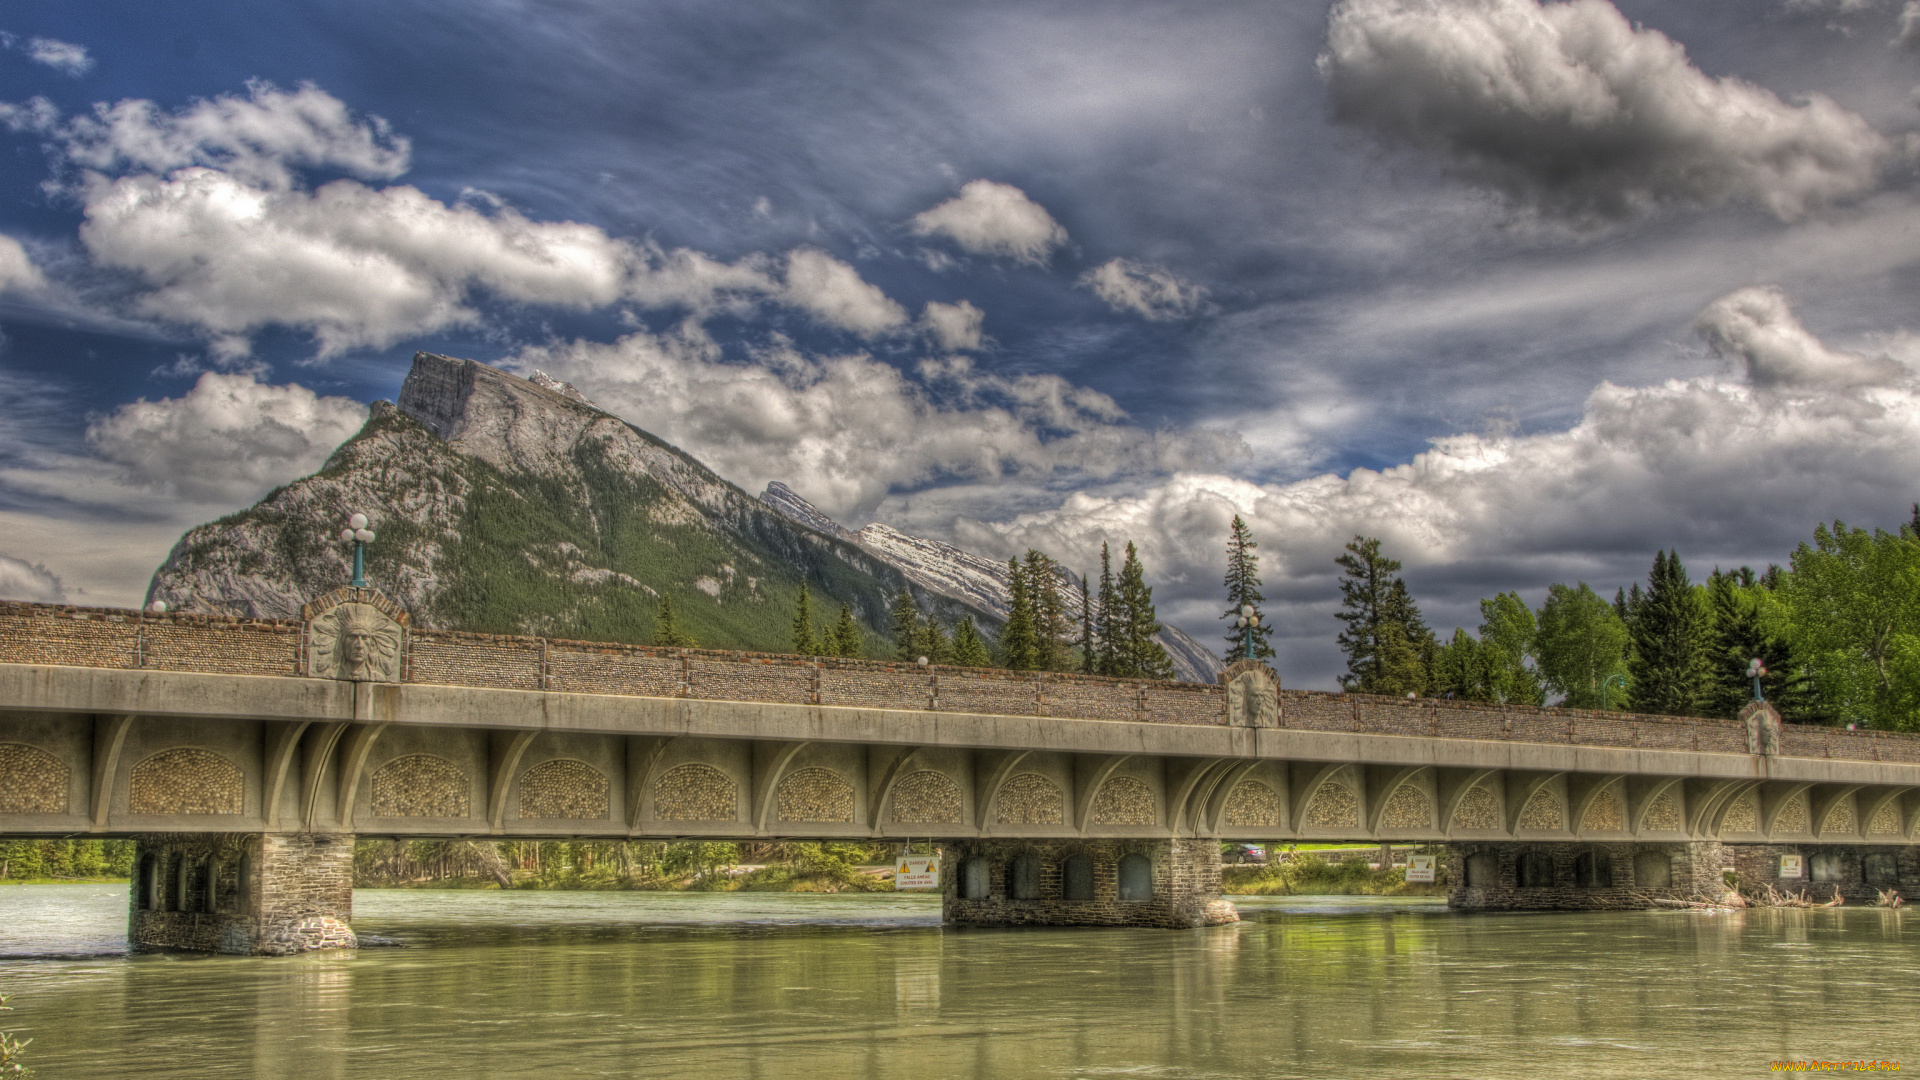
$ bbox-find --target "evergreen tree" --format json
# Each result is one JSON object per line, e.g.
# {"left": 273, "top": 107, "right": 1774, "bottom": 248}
{"left": 999, "top": 557, "right": 1039, "bottom": 670}
{"left": 791, "top": 581, "right": 819, "bottom": 656}
{"left": 1025, "top": 550, "right": 1071, "bottom": 671}
{"left": 1078, "top": 577, "right": 1095, "bottom": 674}
{"left": 1334, "top": 536, "right": 1433, "bottom": 695}
{"left": 1095, "top": 543, "right": 1120, "bottom": 676}
{"left": 952, "top": 615, "right": 992, "bottom": 667}
{"left": 890, "top": 591, "right": 922, "bottom": 662}
{"left": 652, "top": 594, "right": 694, "bottom": 648}
{"left": 917, "top": 615, "right": 951, "bottom": 664}
{"left": 1703, "top": 569, "right": 1819, "bottom": 721}
{"left": 1627, "top": 550, "right": 1708, "bottom": 716}
{"left": 1221, "top": 515, "right": 1274, "bottom": 660}
{"left": 1535, "top": 582, "right": 1629, "bottom": 709}
{"left": 1113, "top": 542, "right": 1175, "bottom": 679}
{"left": 829, "top": 604, "right": 862, "bottom": 660}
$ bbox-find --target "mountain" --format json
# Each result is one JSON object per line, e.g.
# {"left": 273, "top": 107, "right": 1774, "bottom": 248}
{"left": 147, "top": 353, "right": 990, "bottom": 651}
{"left": 757, "top": 485, "right": 1223, "bottom": 684}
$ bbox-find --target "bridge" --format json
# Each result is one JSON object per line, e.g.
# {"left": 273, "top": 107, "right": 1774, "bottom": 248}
{"left": 3, "top": 588, "right": 1918, "bottom": 952}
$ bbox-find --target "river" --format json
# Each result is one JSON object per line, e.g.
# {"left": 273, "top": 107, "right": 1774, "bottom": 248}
{"left": 0, "top": 886, "right": 1913, "bottom": 1077}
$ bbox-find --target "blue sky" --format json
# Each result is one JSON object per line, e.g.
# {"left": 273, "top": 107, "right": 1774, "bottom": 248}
{"left": 5, "top": 0, "right": 1920, "bottom": 687}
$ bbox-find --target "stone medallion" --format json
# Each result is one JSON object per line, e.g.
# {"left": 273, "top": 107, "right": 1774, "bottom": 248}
{"left": 1222, "top": 659, "right": 1279, "bottom": 728}
{"left": 304, "top": 587, "right": 409, "bottom": 682}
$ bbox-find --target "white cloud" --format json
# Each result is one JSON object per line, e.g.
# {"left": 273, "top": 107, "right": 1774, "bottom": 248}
{"left": 921, "top": 299, "right": 986, "bottom": 351}
{"left": 506, "top": 326, "right": 1239, "bottom": 521}
{"left": 1896, "top": 1, "right": 1920, "bottom": 46}
{"left": 910, "top": 179, "right": 1068, "bottom": 264}
{"left": 25, "top": 38, "right": 91, "bottom": 77}
{"left": 1080, "top": 258, "right": 1208, "bottom": 320}
{"left": 0, "top": 234, "right": 45, "bottom": 293}
{"left": 1320, "top": 0, "right": 1899, "bottom": 223}
{"left": 0, "top": 554, "right": 65, "bottom": 603}
{"left": 912, "top": 287, "right": 1920, "bottom": 669}
{"left": 779, "top": 247, "right": 908, "bottom": 337}
{"left": 1695, "top": 285, "right": 1904, "bottom": 388}
{"left": 84, "top": 372, "right": 368, "bottom": 502}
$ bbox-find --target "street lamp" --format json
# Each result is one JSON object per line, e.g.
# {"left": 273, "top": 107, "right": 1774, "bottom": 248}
{"left": 1602, "top": 672, "right": 1626, "bottom": 710}
{"left": 337, "top": 512, "right": 376, "bottom": 588}
{"left": 1232, "top": 603, "right": 1261, "bottom": 662}
{"left": 1747, "top": 657, "right": 1767, "bottom": 703}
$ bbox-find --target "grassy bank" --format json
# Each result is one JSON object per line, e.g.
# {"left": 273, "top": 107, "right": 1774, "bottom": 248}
{"left": 1221, "top": 854, "right": 1448, "bottom": 897}
{"left": 353, "top": 839, "right": 904, "bottom": 893}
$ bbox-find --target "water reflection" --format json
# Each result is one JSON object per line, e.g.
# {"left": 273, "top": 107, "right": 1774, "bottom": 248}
{"left": 0, "top": 888, "right": 1914, "bottom": 1078}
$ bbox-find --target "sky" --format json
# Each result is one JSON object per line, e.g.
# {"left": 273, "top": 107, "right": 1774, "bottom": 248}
{"left": 4, "top": 0, "right": 1920, "bottom": 689}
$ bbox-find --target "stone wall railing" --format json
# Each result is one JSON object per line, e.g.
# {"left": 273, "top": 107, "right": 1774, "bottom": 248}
{"left": 5, "top": 601, "right": 1917, "bottom": 763}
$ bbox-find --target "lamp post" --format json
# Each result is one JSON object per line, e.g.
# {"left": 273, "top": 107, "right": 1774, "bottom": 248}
{"left": 338, "top": 513, "right": 376, "bottom": 588}
{"left": 1602, "top": 672, "right": 1626, "bottom": 710}
{"left": 1232, "top": 603, "right": 1261, "bottom": 662}
{"left": 1747, "top": 657, "right": 1767, "bottom": 703}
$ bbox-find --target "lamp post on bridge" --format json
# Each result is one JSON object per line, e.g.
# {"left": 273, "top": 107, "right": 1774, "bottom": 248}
{"left": 1748, "top": 657, "right": 1767, "bottom": 703}
{"left": 1232, "top": 604, "right": 1262, "bottom": 662}
{"left": 337, "top": 513, "right": 376, "bottom": 588}
{"left": 1602, "top": 673, "right": 1625, "bottom": 711}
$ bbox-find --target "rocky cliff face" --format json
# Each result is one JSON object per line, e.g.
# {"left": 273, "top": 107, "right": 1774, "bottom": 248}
{"left": 758, "top": 485, "right": 1222, "bottom": 683}
{"left": 148, "top": 353, "right": 984, "bottom": 651}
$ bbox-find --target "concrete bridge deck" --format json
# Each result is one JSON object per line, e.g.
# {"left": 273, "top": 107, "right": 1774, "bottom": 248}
{"left": 4, "top": 594, "right": 1920, "bottom": 950}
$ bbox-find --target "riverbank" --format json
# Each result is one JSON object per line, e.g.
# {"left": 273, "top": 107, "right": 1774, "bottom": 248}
{"left": 1221, "top": 854, "right": 1447, "bottom": 896}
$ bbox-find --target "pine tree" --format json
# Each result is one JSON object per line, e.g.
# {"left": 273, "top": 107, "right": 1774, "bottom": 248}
{"left": 653, "top": 595, "right": 693, "bottom": 648}
{"left": 952, "top": 615, "right": 991, "bottom": 667}
{"left": 1221, "top": 515, "right": 1273, "bottom": 661}
{"left": 1000, "top": 557, "right": 1038, "bottom": 670}
{"left": 1025, "top": 550, "right": 1071, "bottom": 671}
{"left": 1095, "top": 543, "right": 1120, "bottom": 676}
{"left": 1627, "top": 551, "right": 1708, "bottom": 716}
{"left": 1078, "top": 577, "right": 1095, "bottom": 674}
{"left": 829, "top": 604, "right": 862, "bottom": 660}
{"left": 917, "top": 615, "right": 951, "bottom": 664}
{"left": 791, "top": 581, "right": 819, "bottom": 656}
{"left": 1704, "top": 569, "right": 1820, "bottom": 721}
{"left": 890, "top": 591, "right": 922, "bottom": 662}
{"left": 1114, "top": 542, "right": 1175, "bottom": 679}
{"left": 1334, "top": 536, "right": 1433, "bottom": 695}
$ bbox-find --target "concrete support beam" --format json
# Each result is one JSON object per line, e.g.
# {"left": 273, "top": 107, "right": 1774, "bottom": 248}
{"left": 128, "top": 833, "right": 356, "bottom": 955}
{"left": 941, "top": 837, "right": 1238, "bottom": 929}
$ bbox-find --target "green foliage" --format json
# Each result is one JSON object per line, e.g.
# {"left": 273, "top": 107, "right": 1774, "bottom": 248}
{"left": 999, "top": 556, "right": 1038, "bottom": 670}
{"left": 1776, "top": 520, "right": 1920, "bottom": 730}
{"left": 1534, "top": 582, "right": 1630, "bottom": 708}
{"left": 1221, "top": 514, "right": 1274, "bottom": 661}
{"left": 1704, "top": 568, "right": 1821, "bottom": 721}
{"left": 1094, "top": 544, "right": 1119, "bottom": 676}
{"left": 791, "top": 581, "right": 818, "bottom": 656}
{"left": 1025, "top": 550, "right": 1073, "bottom": 671}
{"left": 1110, "top": 542, "right": 1175, "bottom": 679}
{"left": 952, "top": 614, "right": 991, "bottom": 667}
{"left": 829, "top": 604, "right": 863, "bottom": 659}
{"left": 0, "top": 993, "right": 29, "bottom": 1078}
{"left": 916, "top": 614, "right": 951, "bottom": 664}
{"left": 0, "top": 840, "right": 135, "bottom": 881}
{"left": 652, "top": 595, "right": 693, "bottom": 648}
{"left": 1078, "top": 577, "right": 1095, "bottom": 674}
{"left": 891, "top": 591, "right": 922, "bottom": 662}
{"left": 1334, "top": 536, "right": 1432, "bottom": 695}
{"left": 1220, "top": 852, "right": 1446, "bottom": 896}
{"left": 1628, "top": 551, "right": 1709, "bottom": 715}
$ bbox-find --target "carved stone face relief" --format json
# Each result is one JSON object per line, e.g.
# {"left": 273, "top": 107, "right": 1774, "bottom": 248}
{"left": 309, "top": 602, "right": 404, "bottom": 682}
{"left": 1227, "top": 667, "right": 1278, "bottom": 728}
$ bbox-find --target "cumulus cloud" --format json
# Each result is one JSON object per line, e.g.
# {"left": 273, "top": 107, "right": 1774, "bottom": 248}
{"left": 780, "top": 248, "right": 908, "bottom": 337}
{"left": 899, "top": 288, "right": 1920, "bottom": 677}
{"left": 1696, "top": 285, "right": 1904, "bottom": 388}
{"left": 921, "top": 299, "right": 986, "bottom": 351}
{"left": 910, "top": 179, "right": 1068, "bottom": 264}
{"left": 507, "top": 327, "right": 1239, "bottom": 520}
{"left": 1080, "top": 258, "right": 1208, "bottom": 320}
{"left": 0, "top": 235, "right": 45, "bottom": 293}
{"left": 84, "top": 372, "right": 368, "bottom": 502}
{"left": 25, "top": 37, "right": 92, "bottom": 77}
{"left": 1320, "top": 0, "right": 1899, "bottom": 223}
{"left": 0, "top": 554, "right": 66, "bottom": 603}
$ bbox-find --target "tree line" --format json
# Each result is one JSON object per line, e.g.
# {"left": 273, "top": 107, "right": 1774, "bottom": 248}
{"left": 1322, "top": 507, "right": 1920, "bottom": 730}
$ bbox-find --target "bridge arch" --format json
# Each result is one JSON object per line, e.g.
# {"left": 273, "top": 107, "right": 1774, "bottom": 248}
{"left": 776, "top": 767, "right": 855, "bottom": 823}
{"left": 888, "top": 769, "right": 964, "bottom": 826}
{"left": 653, "top": 763, "right": 739, "bottom": 822}
{"left": 516, "top": 758, "right": 609, "bottom": 821}
{"left": 0, "top": 743, "right": 67, "bottom": 814}
{"left": 369, "top": 754, "right": 470, "bottom": 819}
{"left": 129, "top": 748, "right": 243, "bottom": 816}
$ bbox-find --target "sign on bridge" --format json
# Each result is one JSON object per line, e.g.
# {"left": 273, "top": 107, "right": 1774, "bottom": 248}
{"left": 896, "top": 857, "right": 940, "bottom": 890}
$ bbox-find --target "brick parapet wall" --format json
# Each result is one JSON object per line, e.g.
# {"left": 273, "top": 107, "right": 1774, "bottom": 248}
{"left": 6, "top": 599, "right": 1917, "bottom": 761}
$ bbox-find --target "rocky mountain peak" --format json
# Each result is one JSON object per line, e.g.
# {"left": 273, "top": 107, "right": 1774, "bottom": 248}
{"left": 759, "top": 482, "right": 857, "bottom": 542}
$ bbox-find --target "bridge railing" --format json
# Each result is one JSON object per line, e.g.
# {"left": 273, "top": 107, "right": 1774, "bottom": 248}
{"left": 5, "top": 600, "right": 1917, "bottom": 763}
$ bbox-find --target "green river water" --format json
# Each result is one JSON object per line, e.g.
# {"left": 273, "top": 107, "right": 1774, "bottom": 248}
{"left": 0, "top": 885, "right": 1914, "bottom": 1078}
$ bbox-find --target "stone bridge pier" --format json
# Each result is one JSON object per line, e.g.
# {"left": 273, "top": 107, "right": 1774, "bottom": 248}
{"left": 129, "top": 834, "right": 355, "bottom": 955}
{"left": 1445, "top": 840, "right": 1920, "bottom": 910}
{"left": 942, "top": 838, "right": 1239, "bottom": 928}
